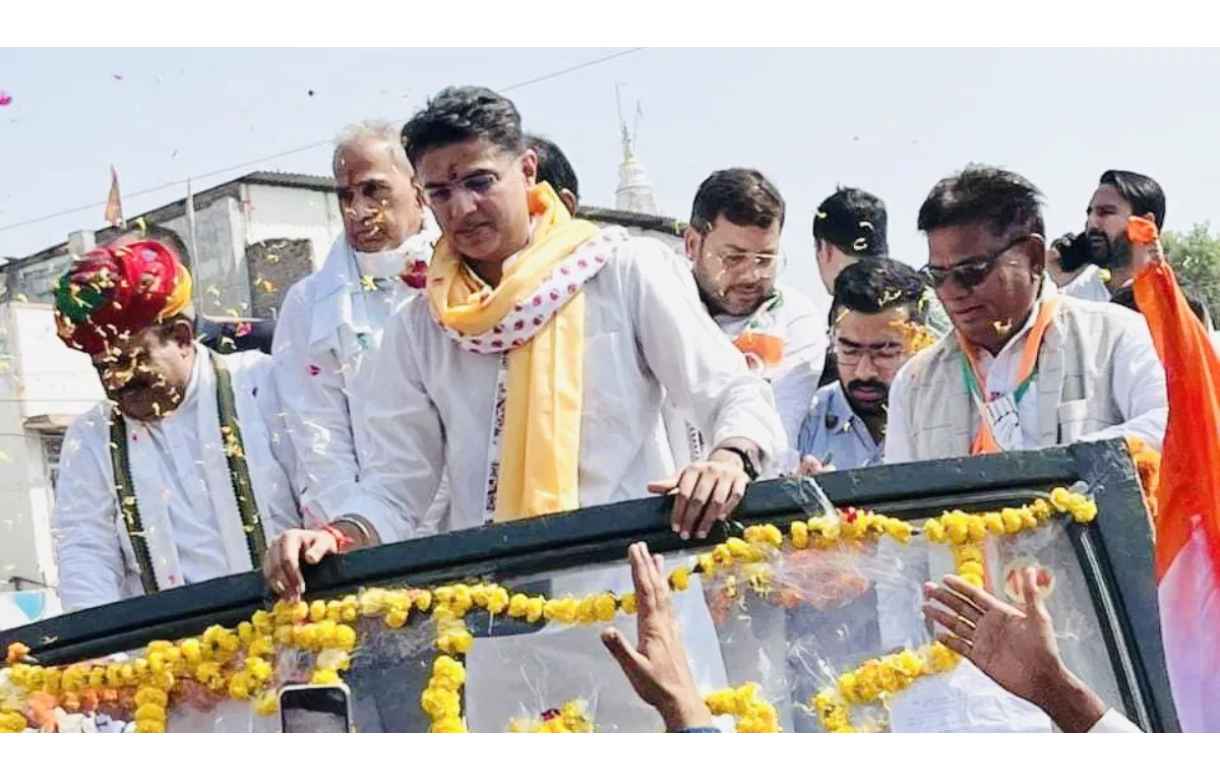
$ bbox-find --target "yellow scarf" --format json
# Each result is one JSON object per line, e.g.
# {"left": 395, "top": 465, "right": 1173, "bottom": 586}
{"left": 428, "top": 183, "right": 600, "bottom": 522}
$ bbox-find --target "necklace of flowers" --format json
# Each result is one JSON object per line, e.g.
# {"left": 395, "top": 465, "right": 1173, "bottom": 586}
{"left": 1, "top": 488, "right": 1097, "bottom": 733}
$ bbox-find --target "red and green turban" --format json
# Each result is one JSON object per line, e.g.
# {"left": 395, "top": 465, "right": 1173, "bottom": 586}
{"left": 53, "top": 239, "right": 193, "bottom": 356}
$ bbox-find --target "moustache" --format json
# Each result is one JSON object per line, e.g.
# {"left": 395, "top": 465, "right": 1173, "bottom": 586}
{"left": 846, "top": 380, "right": 889, "bottom": 396}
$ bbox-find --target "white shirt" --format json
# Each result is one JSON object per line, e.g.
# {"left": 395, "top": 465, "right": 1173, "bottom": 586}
{"left": 712, "top": 283, "right": 826, "bottom": 448}
{"left": 1088, "top": 708, "right": 1142, "bottom": 733}
{"left": 339, "top": 230, "right": 785, "bottom": 542}
{"left": 273, "top": 221, "right": 440, "bottom": 523}
{"left": 52, "top": 349, "right": 302, "bottom": 611}
{"left": 797, "top": 381, "right": 884, "bottom": 469}
{"left": 885, "top": 287, "right": 1168, "bottom": 464}
{"left": 1061, "top": 265, "right": 1112, "bottom": 303}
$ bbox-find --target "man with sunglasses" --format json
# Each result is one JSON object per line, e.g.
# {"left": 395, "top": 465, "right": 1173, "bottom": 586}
{"left": 885, "top": 165, "right": 1167, "bottom": 464}
{"left": 679, "top": 168, "right": 824, "bottom": 458}
{"left": 263, "top": 87, "right": 784, "bottom": 597}
{"left": 798, "top": 258, "right": 932, "bottom": 470}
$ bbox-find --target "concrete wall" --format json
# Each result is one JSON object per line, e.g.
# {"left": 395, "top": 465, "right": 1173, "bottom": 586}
{"left": 160, "top": 197, "right": 251, "bottom": 319}
{"left": 0, "top": 303, "right": 102, "bottom": 594}
{"left": 243, "top": 183, "right": 343, "bottom": 274}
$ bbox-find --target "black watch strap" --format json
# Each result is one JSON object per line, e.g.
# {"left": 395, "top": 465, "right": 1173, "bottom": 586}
{"left": 717, "top": 445, "right": 759, "bottom": 481}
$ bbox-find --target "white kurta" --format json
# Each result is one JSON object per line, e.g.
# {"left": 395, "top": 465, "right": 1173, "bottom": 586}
{"left": 339, "top": 231, "right": 785, "bottom": 542}
{"left": 885, "top": 286, "right": 1168, "bottom": 464}
{"left": 52, "top": 349, "right": 303, "bottom": 612}
{"left": 711, "top": 283, "right": 825, "bottom": 449}
{"left": 1060, "top": 265, "right": 1112, "bottom": 303}
{"left": 272, "top": 221, "right": 444, "bottom": 525}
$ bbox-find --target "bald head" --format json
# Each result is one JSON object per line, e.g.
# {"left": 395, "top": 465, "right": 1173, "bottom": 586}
{"left": 333, "top": 120, "right": 425, "bottom": 252}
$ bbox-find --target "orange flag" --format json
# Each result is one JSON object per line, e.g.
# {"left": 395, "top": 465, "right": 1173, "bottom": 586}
{"left": 1130, "top": 215, "right": 1220, "bottom": 731}
{"left": 104, "top": 165, "right": 124, "bottom": 228}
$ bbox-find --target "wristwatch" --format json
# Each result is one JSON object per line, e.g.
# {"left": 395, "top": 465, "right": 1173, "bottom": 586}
{"left": 716, "top": 445, "right": 759, "bottom": 481}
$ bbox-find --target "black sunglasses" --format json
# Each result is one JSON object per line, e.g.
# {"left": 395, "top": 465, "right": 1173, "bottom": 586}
{"left": 919, "top": 234, "right": 1040, "bottom": 290}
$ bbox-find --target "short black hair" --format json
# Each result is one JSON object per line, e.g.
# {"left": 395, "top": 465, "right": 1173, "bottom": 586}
{"left": 1110, "top": 284, "right": 1209, "bottom": 325}
{"left": 830, "top": 256, "right": 930, "bottom": 327}
{"left": 1100, "top": 169, "right": 1166, "bottom": 230}
{"left": 401, "top": 86, "right": 525, "bottom": 167}
{"left": 917, "top": 164, "right": 1045, "bottom": 239}
{"left": 527, "top": 134, "right": 579, "bottom": 204}
{"left": 813, "top": 187, "right": 888, "bottom": 256}
{"left": 689, "top": 168, "right": 785, "bottom": 233}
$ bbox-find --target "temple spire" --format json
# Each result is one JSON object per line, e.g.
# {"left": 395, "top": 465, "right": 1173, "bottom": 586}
{"left": 614, "top": 85, "right": 659, "bottom": 215}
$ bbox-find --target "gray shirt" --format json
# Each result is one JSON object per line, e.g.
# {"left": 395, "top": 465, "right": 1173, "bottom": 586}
{"left": 797, "top": 382, "right": 884, "bottom": 469}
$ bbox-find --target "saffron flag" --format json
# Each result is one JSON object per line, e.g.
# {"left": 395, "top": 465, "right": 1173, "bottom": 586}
{"left": 104, "top": 165, "right": 123, "bottom": 228}
{"left": 1131, "top": 217, "right": 1220, "bottom": 732}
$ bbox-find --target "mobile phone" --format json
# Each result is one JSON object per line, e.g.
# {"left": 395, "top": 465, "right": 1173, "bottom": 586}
{"left": 279, "top": 683, "right": 352, "bottom": 733}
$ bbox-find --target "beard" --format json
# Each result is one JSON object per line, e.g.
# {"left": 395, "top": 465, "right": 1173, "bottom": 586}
{"left": 1086, "top": 229, "right": 1133, "bottom": 270}
{"left": 844, "top": 379, "right": 889, "bottom": 416}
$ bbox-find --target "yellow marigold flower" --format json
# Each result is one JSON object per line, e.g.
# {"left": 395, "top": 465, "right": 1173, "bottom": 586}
{"left": 385, "top": 590, "right": 412, "bottom": 613}
{"left": 725, "top": 537, "right": 753, "bottom": 560}
{"left": 966, "top": 515, "right": 987, "bottom": 542}
{"left": 326, "top": 602, "right": 343, "bottom": 623}
{"left": 359, "top": 588, "right": 387, "bottom": 617}
{"left": 180, "top": 638, "right": 202, "bottom": 665}
{"left": 507, "top": 593, "right": 529, "bottom": 618}
{"left": 254, "top": 690, "right": 279, "bottom": 716}
{"left": 0, "top": 712, "right": 29, "bottom": 732}
{"left": 1000, "top": 508, "right": 1023, "bottom": 534}
{"left": 1049, "top": 487, "right": 1072, "bottom": 512}
{"left": 334, "top": 624, "right": 357, "bottom": 652}
{"left": 525, "top": 596, "right": 545, "bottom": 623}
{"left": 697, "top": 553, "right": 717, "bottom": 576}
{"left": 384, "top": 609, "right": 408, "bottom": 629}
{"left": 927, "top": 641, "right": 960, "bottom": 673}
{"left": 310, "top": 668, "right": 340, "bottom": 685}
{"left": 245, "top": 657, "right": 273, "bottom": 683}
{"left": 194, "top": 661, "right": 221, "bottom": 686}
{"left": 704, "top": 689, "right": 736, "bottom": 715}
{"left": 43, "top": 668, "right": 63, "bottom": 694}
{"left": 248, "top": 636, "right": 275, "bottom": 658}
{"left": 413, "top": 590, "right": 433, "bottom": 612}
{"left": 820, "top": 520, "right": 841, "bottom": 542}
{"left": 237, "top": 621, "right": 254, "bottom": 646}
{"left": 576, "top": 595, "right": 599, "bottom": 624}
{"left": 946, "top": 516, "right": 969, "bottom": 545}
{"left": 789, "top": 520, "right": 809, "bottom": 549}
{"left": 1031, "top": 498, "right": 1052, "bottom": 521}
{"left": 837, "top": 672, "right": 858, "bottom": 703}
{"left": 1070, "top": 497, "right": 1098, "bottom": 523}
{"left": 434, "top": 585, "right": 454, "bottom": 607}
{"left": 668, "top": 566, "right": 691, "bottom": 592}
{"left": 955, "top": 544, "right": 983, "bottom": 564}
{"left": 958, "top": 561, "right": 985, "bottom": 580}
{"left": 87, "top": 667, "right": 106, "bottom": 689}
{"left": 442, "top": 629, "right": 473, "bottom": 655}
{"left": 290, "top": 601, "right": 309, "bottom": 623}
{"left": 922, "top": 519, "right": 946, "bottom": 543}
{"left": 983, "top": 512, "right": 1004, "bottom": 534}
{"left": 227, "top": 673, "right": 251, "bottom": 700}
{"left": 135, "top": 718, "right": 166, "bottom": 733}
{"left": 620, "top": 593, "right": 637, "bottom": 615}
{"left": 103, "top": 665, "right": 122, "bottom": 688}
{"left": 430, "top": 716, "right": 466, "bottom": 733}
{"left": 593, "top": 593, "right": 617, "bottom": 622}
{"left": 452, "top": 584, "right": 474, "bottom": 616}
{"left": 431, "top": 657, "right": 466, "bottom": 691}
{"left": 421, "top": 687, "right": 460, "bottom": 720}
{"left": 961, "top": 573, "right": 984, "bottom": 588}
{"left": 315, "top": 620, "right": 339, "bottom": 648}
{"left": 340, "top": 605, "right": 359, "bottom": 623}
{"left": 151, "top": 670, "right": 176, "bottom": 691}
{"left": 893, "top": 649, "right": 924, "bottom": 678}
{"left": 485, "top": 586, "right": 510, "bottom": 615}
{"left": 884, "top": 517, "right": 913, "bottom": 544}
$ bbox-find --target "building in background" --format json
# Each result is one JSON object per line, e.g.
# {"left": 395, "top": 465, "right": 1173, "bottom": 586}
{"left": 0, "top": 157, "right": 681, "bottom": 618}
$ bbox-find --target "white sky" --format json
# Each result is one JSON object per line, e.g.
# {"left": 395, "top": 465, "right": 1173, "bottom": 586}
{"left": 3, "top": 47, "right": 1219, "bottom": 310}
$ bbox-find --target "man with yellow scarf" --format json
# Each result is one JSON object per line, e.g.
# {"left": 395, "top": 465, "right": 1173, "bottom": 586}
{"left": 264, "top": 86, "right": 784, "bottom": 600}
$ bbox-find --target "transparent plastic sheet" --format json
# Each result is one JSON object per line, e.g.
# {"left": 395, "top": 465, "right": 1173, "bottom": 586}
{"left": 759, "top": 475, "right": 1125, "bottom": 732}
{"left": 3, "top": 483, "right": 1126, "bottom": 733}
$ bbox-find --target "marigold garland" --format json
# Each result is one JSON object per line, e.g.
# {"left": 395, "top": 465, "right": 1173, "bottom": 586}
{"left": 0, "top": 488, "right": 1098, "bottom": 733}
{"left": 507, "top": 699, "right": 594, "bottom": 732}
{"left": 705, "top": 682, "right": 781, "bottom": 732}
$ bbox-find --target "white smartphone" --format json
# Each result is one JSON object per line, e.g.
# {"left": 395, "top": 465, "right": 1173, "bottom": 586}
{"left": 279, "top": 683, "right": 352, "bottom": 733}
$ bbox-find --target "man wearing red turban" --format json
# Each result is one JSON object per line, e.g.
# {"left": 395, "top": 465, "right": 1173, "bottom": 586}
{"left": 50, "top": 234, "right": 304, "bottom": 611}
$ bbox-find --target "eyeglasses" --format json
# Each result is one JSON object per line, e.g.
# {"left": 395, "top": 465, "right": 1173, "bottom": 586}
{"left": 833, "top": 338, "right": 907, "bottom": 368}
{"left": 918, "top": 234, "right": 1040, "bottom": 290}
{"left": 715, "top": 249, "right": 785, "bottom": 272}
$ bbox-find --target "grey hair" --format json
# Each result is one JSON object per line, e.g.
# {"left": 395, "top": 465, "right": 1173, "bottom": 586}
{"left": 332, "top": 120, "right": 413, "bottom": 176}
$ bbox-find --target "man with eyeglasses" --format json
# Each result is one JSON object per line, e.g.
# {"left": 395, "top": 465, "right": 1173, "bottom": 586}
{"left": 263, "top": 87, "right": 784, "bottom": 597}
{"left": 679, "top": 168, "right": 825, "bottom": 457}
{"left": 797, "top": 258, "right": 932, "bottom": 470}
{"left": 884, "top": 165, "right": 1167, "bottom": 464}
